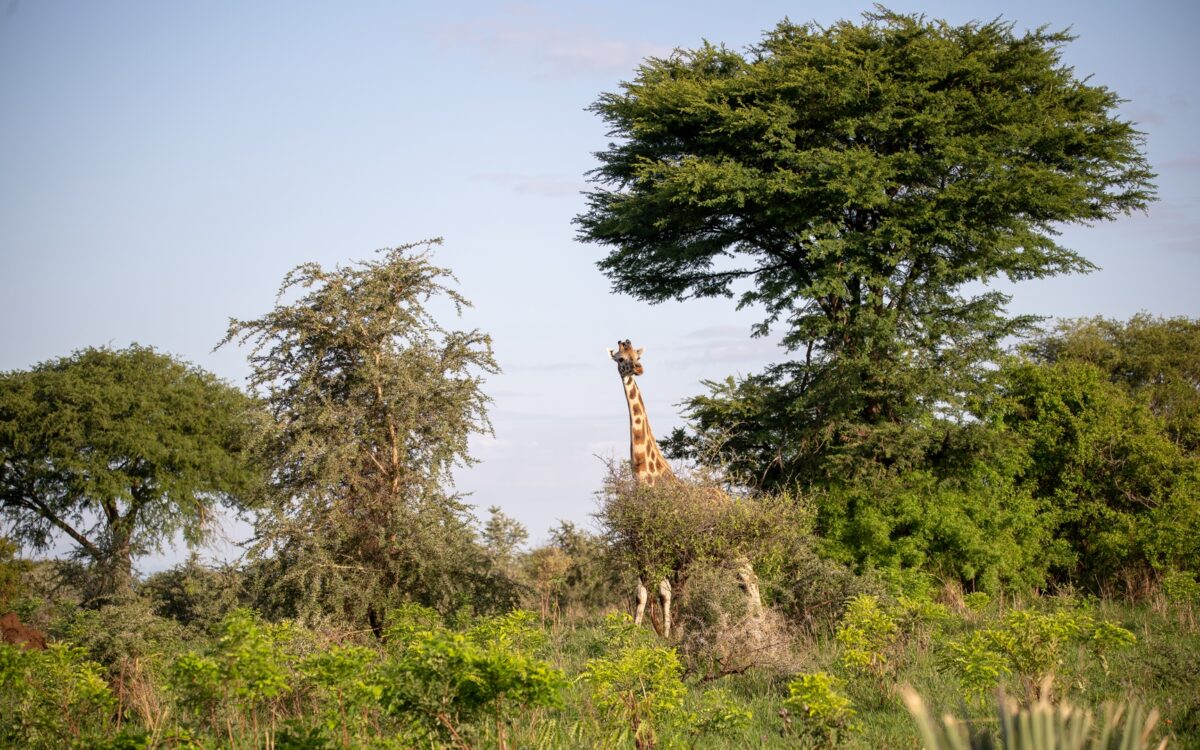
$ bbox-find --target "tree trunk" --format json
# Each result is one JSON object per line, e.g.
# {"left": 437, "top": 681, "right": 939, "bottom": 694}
{"left": 101, "top": 527, "right": 136, "bottom": 604}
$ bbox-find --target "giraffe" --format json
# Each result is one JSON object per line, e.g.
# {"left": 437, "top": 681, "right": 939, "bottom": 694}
{"left": 609, "top": 339, "right": 677, "bottom": 636}
{"left": 608, "top": 339, "right": 765, "bottom": 639}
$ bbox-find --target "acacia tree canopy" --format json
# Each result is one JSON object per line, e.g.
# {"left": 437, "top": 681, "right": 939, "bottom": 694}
{"left": 578, "top": 9, "right": 1155, "bottom": 485}
{"left": 0, "top": 345, "right": 258, "bottom": 600}
{"left": 220, "top": 241, "right": 504, "bottom": 622}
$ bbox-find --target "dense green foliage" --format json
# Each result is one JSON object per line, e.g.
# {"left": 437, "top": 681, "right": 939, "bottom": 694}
{"left": 220, "top": 241, "right": 506, "bottom": 625}
{"left": 660, "top": 317, "right": 1200, "bottom": 596}
{"left": 580, "top": 8, "right": 1154, "bottom": 490}
{"left": 985, "top": 354, "right": 1200, "bottom": 586}
{"left": 0, "top": 642, "right": 120, "bottom": 750}
{"left": 3, "top": 574, "right": 1193, "bottom": 748}
{"left": 782, "top": 671, "right": 859, "bottom": 745}
{"left": 1026, "top": 314, "right": 1200, "bottom": 453}
{"left": 0, "top": 346, "right": 257, "bottom": 601}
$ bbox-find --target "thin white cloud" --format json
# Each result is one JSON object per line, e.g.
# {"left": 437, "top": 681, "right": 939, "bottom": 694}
{"left": 434, "top": 6, "right": 669, "bottom": 77}
{"left": 664, "top": 326, "right": 784, "bottom": 368}
{"left": 1126, "top": 108, "right": 1166, "bottom": 127}
{"left": 685, "top": 324, "right": 757, "bottom": 339}
{"left": 474, "top": 171, "right": 585, "bottom": 197}
{"left": 1161, "top": 153, "right": 1200, "bottom": 171}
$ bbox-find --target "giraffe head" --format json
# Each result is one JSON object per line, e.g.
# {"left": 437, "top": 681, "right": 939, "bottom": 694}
{"left": 609, "top": 340, "right": 644, "bottom": 378}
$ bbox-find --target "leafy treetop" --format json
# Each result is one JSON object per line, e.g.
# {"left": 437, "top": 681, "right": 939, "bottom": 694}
{"left": 220, "top": 241, "right": 503, "bottom": 622}
{"left": 0, "top": 345, "right": 257, "bottom": 600}
{"left": 579, "top": 8, "right": 1155, "bottom": 487}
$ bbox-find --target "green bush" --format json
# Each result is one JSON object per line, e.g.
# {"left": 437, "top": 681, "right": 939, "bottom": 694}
{"left": 139, "top": 555, "right": 246, "bottom": 629}
{"left": 942, "top": 606, "right": 1137, "bottom": 703}
{"left": 768, "top": 543, "right": 886, "bottom": 633}
{"left": 0, "top": 642, "right": 116, "bottom": 750}
{"left": 963, "top": 592, "right": 991, "bottom": 613}
{"left": 169, "top": 608, "right": 295, "bottom": 745}
{"left": 1162, "top": 569, "right": 1200, "bottom": 606}
{"left": 595, "top": 462, "right": 811, "bottom": 627}
{"left": 836, "top": 594, "right": 900, "bottom": 679}
{"left": 782, "top": 671, "right": 859, "bottom": 746}
{"left": 582, "top": 613, "right": 688, "bottom": 749}
{"left": 991, "top": 358, "right": 1200, "bottom": 587}
{"left": 377, "top": 610, "right": 566, "bottom": 749}
{"left": 817, "top": 460, "right": 1061, "bottom": 595}
{"left": 684, "top": 687, "right": 753, "bottom": 744}
{"left": 943, "top": 630, "right": 1015, "bottom": 707}
{"left": 297, "top": 645, "right": 381, "bottom": 747}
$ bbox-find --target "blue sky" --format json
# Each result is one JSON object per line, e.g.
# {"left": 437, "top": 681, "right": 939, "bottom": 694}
{"left": 2, "top": 0, "right": 1197, "bottom": 569}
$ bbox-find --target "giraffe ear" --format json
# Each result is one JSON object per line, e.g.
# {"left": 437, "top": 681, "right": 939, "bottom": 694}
{"left": 636, "top": 348, "right": 644, "bottom": 357}
{"left": 607, "top": 348, "right": 616, "bottom": 360}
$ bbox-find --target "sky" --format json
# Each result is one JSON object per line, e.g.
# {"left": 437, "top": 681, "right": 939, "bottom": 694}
{"left": 2, "top": 0, "right": 1197, "bottom": 571}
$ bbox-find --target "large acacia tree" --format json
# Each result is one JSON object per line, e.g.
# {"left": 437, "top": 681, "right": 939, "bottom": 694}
{"left": 577, "top": 9, "right": 1155, "bottom": 487}
{"left": 0, "top": 346, "right": 257, "bottom": 600}
{"left": 221, "top": 241, "right": 503, "bottom": 624}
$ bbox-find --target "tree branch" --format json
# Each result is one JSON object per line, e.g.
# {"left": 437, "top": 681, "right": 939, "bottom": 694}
{"left": 9, "top": 494, "right": 104, "bottom": 560}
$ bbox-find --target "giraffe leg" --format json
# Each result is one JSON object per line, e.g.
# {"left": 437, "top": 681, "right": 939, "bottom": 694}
{"left": 658, "top": 578, "right": 673, "bottom": 639}
{"left": 634, "top": 578, "right": 649, "bottom": 626}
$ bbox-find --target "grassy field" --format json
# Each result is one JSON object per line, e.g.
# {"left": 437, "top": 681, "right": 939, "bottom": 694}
{"left": 510, "top": 591, "right": 1200, "bottom": 749}
{"left": 4, "top": 575, "right": 1197, "bottom": 749}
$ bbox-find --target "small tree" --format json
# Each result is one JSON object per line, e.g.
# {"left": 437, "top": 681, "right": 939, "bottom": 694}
{"left": 0, "top": 346, "right": 257, "bottom": 601}
{"left": 542, "top": 521, "right": 623, "bottom": 615}
{"left": 782, "top": 672, "right": 858, "bottom": 746}
{"left": 221, "top": 241, "right": 502, "bottom": 625}
{"left": 483, "top": 505, "right": 529, "bottom": 581}
{"left": 377, "top": 612, "right": 565, "bottom": 750}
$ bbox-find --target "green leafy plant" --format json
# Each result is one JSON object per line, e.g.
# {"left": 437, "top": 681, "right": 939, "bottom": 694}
{"left": 466, "top": 609, "right": 548, "bottom": 656}
{"left": 990, "top": 609, "right": 1091, "bottom": 699}
{"left": 382, "top": 602, "right": 445, "bottom": 645}
{"left": 377, "top": 612, "right": 565, "bottom": 750}
{"left": 964, "top": 592, "right": 992, "bottom": 612}
{"left": 684, "top": 687, "right": 753, "bottom": 747}
{"left": 781, "top": 671, "right": 859, "bottom": 747}
{"left": 943, "top": 631, "right": 1015, "bottom": 707}
{"left": 1161, "top": 570, "right": 1200, "bottom": 605}
{"left": 835, "top": 594, "right": 900, "bottom": 678}
{"left": 297, "top": 645, "right": 380, "bottom": 749}
{"left": 169, "top": 608, "right": 294, "bottom": 747}
{"left": 1089, "top": 620, "right": 1137, "bottom": 675}
{"left": 942, "top": 607, "right": 1137, "bottom": 703}
{"left": 0, "top": 642, "right": 116, "bottom": 750}
{"left": 582, "top": 614, "right": 688, "bottom": 749}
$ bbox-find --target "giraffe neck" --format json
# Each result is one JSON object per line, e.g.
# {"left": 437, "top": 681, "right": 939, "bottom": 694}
{"left": 622, "top": 375, "right": 675, "bottom": 485}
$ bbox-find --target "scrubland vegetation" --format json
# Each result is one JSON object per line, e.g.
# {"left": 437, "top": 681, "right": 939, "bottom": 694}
{"left": 2, "top": 527, "right": 1198, "bottom": 749}
{"left": 3, "top": 7, "right": 1198, "bottom": 749}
